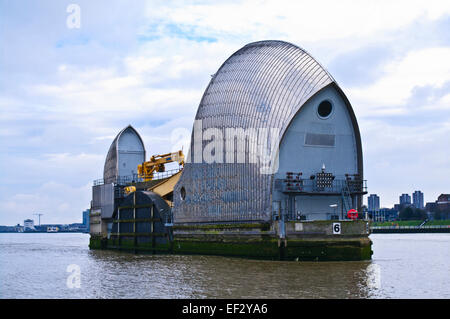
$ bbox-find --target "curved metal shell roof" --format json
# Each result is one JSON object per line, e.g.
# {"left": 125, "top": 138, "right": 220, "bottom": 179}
{"left": 197, "top": 40, "right": 334, "bottom": 135}
{"left": 173, "top": 40, "right": 360, "bottom": 223}
{"left": 103, "top": 125, "right": 146, "bottom": 184}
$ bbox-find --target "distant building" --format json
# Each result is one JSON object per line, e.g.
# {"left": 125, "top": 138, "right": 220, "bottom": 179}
{"left": 412, "top": 191, "right": 424, "bottom": 209}
{"left": 425, "top": 194, "right": 450, "bottom": 211}
{"left": 372, "top": 208, "right": 399, "bottom": 222}
{"left": 425, "top": 202, "right": 438, "bottom": 212}
{"left": 437, "top": 194, "right": 450, "bottom": 213}
{"left": 425, "top": 194, "right": 450, "bottom": 219}
{"left": 0, "top": 225, "right": 20, "bottom": 232}
{"left": 399, "top": 194, "right": 411, "bottom": 206}
{"left": 437, "top": 194, "right": 450, "bottom": 204}
{"left": 82, "top": 209, "right": 90, "bottom": 232}
{"left": 368, "top": 194, "right": 380, "bottom": 212}
{"left": 23, "top": 219, "right": 35, "bottom": 231}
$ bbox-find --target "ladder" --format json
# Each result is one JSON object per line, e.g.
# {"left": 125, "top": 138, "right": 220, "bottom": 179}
{"left": 341, "top": 185, "right": 352, "bottom": 218}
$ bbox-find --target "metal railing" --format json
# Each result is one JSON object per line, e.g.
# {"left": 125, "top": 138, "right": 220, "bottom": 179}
{"left": 93, "top": 168, "right": 182, "bottom": 186}
{"left": 276, "top": 178, "right": 367, "bottom": 194}
{"left": 93, "top": 179, "right": 104, "bottom": 186}
{"left": 93, "top": 177, "right": 132, "bottom": 186}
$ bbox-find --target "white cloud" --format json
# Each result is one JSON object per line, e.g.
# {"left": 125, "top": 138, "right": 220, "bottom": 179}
{"left": 349, "top": 47, "right": 450, "bottom": 114}
{"left": 425, "top": 93, "right": 450, "bottom": 111}
{"left": 143, "top": 0, "right": 450, "bottom": 42}
{"left": 2, "top": 0, "right": 450, "bottom": 224}
{"left": 124, "top": 56, "right": 164, "bottom": 74}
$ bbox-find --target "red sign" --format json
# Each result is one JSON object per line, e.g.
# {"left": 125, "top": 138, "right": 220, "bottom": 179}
{"left": 347, "top": 209, "right": 358, "bottom": 220}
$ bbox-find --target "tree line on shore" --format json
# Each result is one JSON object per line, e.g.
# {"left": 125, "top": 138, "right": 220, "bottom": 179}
{"left": 399, "top": 206, "right": 450, "bottom": 221}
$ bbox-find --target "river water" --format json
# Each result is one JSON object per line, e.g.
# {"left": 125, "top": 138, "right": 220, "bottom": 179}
{"left": 0, "top": 233, "right": 448, "bottom": 299}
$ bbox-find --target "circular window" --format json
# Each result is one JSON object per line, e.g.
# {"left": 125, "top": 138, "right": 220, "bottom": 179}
{"left": 180, "top": 187, "right": 186, "bottom": 201}
{"left": 317, "top": 100, "right": 333, "bottom": 119}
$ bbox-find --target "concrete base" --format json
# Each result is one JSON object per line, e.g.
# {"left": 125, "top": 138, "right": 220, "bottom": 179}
{"left": 90, "top": 220, "right": 373, "bottom": 261}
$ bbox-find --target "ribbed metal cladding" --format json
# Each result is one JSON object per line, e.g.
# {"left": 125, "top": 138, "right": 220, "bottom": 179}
{"left": 104, "top": 139, "right": 118, "bottom": 184}
{"left": 173, "top": 40, "right": 335, "bottom": 223}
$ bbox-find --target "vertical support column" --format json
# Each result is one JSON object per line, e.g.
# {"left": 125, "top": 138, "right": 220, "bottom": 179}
{"left": 151, "top": 204, "right": 155, "bottom": 253}
{"left": 287, "top": 194, "right": 296, "bottom": 221}
{"left": 357, "top": 194, "right": 362, "bottom": 214}
{"left": 277, "top": 201, "right": 281, "bottom": 221}
{"left": 293, "top": 196, "right": 296, "bottom": 220}
{"left": 117, "top": 207, "right": 121, "bottom": 247}
{"left": 278, "top": 199, "right": 287, "bottom": 260}
{"left": 133, "top": 191, "right": 137, "bottom": 248}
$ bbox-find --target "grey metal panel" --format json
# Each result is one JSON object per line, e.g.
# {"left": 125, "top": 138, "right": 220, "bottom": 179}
{"left": 173, "top": 40, "right": 346, "bottom": 223}
{"left": 92, "top": 185, "right": 102, "bottom": 208}
{"left": 305, "top": 133, "right": 335, "bottom": 146}
{"left": 92, "top": 183, "right": 115, "bottom": 219}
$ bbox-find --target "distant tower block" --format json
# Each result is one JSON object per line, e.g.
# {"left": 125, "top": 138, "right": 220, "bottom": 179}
{"left": 413, "top": 191, "right": 424, "bottom": 209}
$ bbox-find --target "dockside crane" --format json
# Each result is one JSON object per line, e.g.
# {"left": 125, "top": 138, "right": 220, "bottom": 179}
{"left": 33, "top": 213, "right": 43, "bottom": 226}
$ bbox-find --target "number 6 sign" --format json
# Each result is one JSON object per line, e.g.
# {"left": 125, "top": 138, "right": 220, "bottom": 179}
{"left": 333, "top": 222, "right": 341, "bottom": 234}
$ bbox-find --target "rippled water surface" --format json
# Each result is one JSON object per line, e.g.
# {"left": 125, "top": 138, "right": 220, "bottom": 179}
{"left": 0, "top": 233, "right": 449, "bottom": 298}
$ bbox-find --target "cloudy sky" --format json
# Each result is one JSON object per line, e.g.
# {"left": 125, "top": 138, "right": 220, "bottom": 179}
{"left": 1, "top": 0, "right": 449, "bottom": 225}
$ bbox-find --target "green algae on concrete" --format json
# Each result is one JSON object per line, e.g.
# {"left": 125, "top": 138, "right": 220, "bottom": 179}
{"left": 89, "top": 220, "right": 373, "bottom": 261}
{"left": 284, "top": 238, "right": 373, "bottom": 261}
{"left": 172, "top": 239, "right": 280, "bottom": 259}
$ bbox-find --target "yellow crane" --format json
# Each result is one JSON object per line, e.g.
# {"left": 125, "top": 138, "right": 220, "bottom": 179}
{"left": 123, "top": 150, "right": 185, "bottom": 203}
{"left": 137, "top": 150, "right": 185, "bottom": 182}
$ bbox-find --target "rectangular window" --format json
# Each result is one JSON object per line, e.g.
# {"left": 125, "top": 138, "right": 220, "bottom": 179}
{"left": 304, "top": 133, "right": 335, "bottom": 147}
